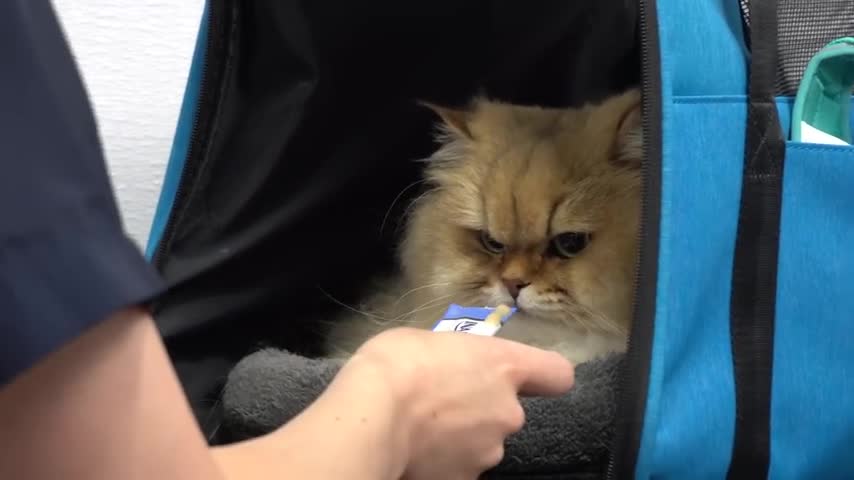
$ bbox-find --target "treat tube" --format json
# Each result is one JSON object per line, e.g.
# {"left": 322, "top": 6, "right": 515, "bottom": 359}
{"left": 484, "top": 304, "right": 513, "bottom": 327}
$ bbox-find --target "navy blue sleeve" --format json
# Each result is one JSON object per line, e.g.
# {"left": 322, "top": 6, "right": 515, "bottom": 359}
{"left": 0, "top": 1, "right": 164, "bottom": 385}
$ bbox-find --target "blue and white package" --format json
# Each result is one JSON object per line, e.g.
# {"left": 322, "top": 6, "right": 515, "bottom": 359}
{"left": 431, "top": 304, "right": 517, "bottom": 336}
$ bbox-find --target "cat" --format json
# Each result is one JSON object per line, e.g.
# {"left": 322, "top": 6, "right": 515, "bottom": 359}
{"left": 324, "top": 88, "right": 643, "bottom": 365}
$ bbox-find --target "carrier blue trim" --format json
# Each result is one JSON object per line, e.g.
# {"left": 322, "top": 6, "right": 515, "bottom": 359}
{"left": 772, "top": 120, "right": 854, "bottom": 480}
{"left": 144, "top": 1, "right": 210, "bottom": 259}
{"left": 635, "top": 0, "right": 748, "bottom": 477}
{"left": 639, "top": 1, "right": 854, "bottom": 478}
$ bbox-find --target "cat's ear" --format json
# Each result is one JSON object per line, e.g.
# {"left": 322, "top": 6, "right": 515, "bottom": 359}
{"left": 418, "top": 100, "right": 473, "bottom": 139}
{"left": 614, "top": 96, "right": 643, "bottom": 168}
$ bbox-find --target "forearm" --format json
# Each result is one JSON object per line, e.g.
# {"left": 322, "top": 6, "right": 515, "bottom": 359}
{"left": 0, "top": 307, "right": 223, "bottom": 480}
{"left": 0, "top": 308, "right": 409, "bottom": 480}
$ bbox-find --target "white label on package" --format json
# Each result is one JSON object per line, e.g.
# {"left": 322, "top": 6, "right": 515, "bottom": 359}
{"left": 431, "top": 317, "right": 502, "bottom": 336}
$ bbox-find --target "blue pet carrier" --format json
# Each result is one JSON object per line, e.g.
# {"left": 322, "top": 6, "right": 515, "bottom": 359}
{"left": 147, "top": 0, "right": 854, "bottom": 478}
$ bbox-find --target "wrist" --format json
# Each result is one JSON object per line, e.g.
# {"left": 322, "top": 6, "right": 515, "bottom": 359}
{"left": 215, "top": 360, "right": 412, "bottom": 480}
{"left": 239, "top": 353, "right": 414, "bottom": 480}
{"left": 325, "top": 353, "right": 415, "bottom": 476}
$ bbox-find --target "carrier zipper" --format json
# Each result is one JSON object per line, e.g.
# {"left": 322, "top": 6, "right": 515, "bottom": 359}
{"left": 605, "top": 0, "right": 662, "bottom": 478}
{"left": 151, "top": 1, "right": 224, "bottom": 269}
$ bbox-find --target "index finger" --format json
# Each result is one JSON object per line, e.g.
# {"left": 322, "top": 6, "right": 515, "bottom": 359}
{"left": 491, "top": 338, "right": 575, "bottom": 396}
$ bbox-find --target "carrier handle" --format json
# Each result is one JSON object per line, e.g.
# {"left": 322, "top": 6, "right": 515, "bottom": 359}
{"left": 727, "top": 0, "right": 785, "bottom": 478}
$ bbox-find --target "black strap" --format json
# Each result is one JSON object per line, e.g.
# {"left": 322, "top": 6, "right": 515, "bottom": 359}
{"left": 727, "top": 1, "right": 785, "bottom": 479}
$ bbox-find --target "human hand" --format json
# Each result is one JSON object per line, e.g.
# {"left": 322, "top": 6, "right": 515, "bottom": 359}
{"left": 343, "top": 327, "right": 575, "bottom": 480}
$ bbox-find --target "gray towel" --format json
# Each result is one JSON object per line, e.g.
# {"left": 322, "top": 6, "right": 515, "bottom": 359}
{"left": 221, "top": 349, "right": 622, "bottom": 479}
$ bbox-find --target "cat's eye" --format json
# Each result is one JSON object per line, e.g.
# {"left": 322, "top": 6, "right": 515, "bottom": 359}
{"left": 550, "top": 232, "right": 591, "bottom": 258}
{"left": 479, "top": 231, "right": 505, "bottom": 254}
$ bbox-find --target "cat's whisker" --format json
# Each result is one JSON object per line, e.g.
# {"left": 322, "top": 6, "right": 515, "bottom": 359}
{"left": 560, "top": 302, "right": 628, "bottom": 337}
{"left": 592, "top": 313, "right": 626, "bottom": 335}
{"left": 397, "top": 293, "right": 455, "bottom": 317}
{"left": 393, "top": 293, "right": 455, "bottom": 323}
{"left": 597, "top": 316, "right": 629, "bottom": 336}
{"left": 379, "top": 179, "right": 429, "bottom": 235}
{"left": 392, "top": 281, "right": 457, "bottom": 306}
{"left": 316, "top": 287, "right": 391, "bottom": 323}
{"left": 557, "top": 304, "right": 594, "bottom": 334}
{"left": 576, "top": 302, "right": 627, "bottom": 336}
{"left": 571, "top": 313, "right": 594, "bottom": 335}
{"left": 398, "top": 187, "right": 441, "bottom": 226}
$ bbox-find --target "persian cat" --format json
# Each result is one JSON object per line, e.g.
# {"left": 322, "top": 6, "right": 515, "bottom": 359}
{"left": 325, "top": 89, "right": 643, "bottom": 365}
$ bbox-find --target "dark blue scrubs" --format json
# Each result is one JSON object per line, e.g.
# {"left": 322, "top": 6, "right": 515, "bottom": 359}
{"left": 0, "top": 1, "right": 163, "bottom": 385}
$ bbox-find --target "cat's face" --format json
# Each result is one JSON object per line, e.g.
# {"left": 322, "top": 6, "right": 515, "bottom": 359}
{"left": 400, "top": 90, "right": 643, "bottom": 336}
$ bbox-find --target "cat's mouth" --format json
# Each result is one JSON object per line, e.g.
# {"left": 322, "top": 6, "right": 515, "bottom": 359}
{"left": 478, "top": 284, "right": 552, "bottom": 312}
{"left": 480, "top": 292, "right": 557, "bottom": 321}
{"left": 473, "top": 285, "right": 624, "bottom": 336}
{"left": 478, "top": 283, "right": 596, "bottom": 327}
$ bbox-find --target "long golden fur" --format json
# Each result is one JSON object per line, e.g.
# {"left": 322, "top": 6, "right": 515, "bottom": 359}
{"left": 325, "top": 89, "right": 643, "bottom": 364}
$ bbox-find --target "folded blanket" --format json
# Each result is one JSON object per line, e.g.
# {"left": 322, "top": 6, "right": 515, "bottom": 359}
{"left": 221, "top": 349, "right": 622, "bottom": 479}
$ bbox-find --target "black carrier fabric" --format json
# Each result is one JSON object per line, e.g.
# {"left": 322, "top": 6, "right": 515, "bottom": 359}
{"left": 150, "top": 0, "right": 641, "bottom": 442}
{"left": 741, "top": 0, "right": 854, "bottom": 94}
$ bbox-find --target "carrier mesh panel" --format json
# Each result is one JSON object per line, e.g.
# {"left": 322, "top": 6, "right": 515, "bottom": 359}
{"left": 740, "top": 0, "right": 854, "bottom": 95}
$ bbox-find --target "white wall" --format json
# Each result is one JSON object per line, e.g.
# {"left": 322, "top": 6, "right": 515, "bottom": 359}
{"left": 52, "top": 0, "right": 205, "bottom": 248}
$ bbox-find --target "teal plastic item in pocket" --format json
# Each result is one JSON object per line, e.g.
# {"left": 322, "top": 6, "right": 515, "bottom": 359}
{"left": 790, "top": 37, "right": 854, "bottom": 144}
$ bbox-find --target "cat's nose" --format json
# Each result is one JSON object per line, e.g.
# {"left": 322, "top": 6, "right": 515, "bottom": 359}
{"left": 502, "top": 278, "right": 531, "bottom": 300}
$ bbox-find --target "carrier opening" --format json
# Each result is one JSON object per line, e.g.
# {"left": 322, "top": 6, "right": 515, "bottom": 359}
{"left": 149, "top": 0, "right": 642, "bottom": 453}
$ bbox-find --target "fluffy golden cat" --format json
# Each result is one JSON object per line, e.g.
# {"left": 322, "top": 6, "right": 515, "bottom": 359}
{"left": 324, "top": 89, "right": 642, "bottom": 365}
